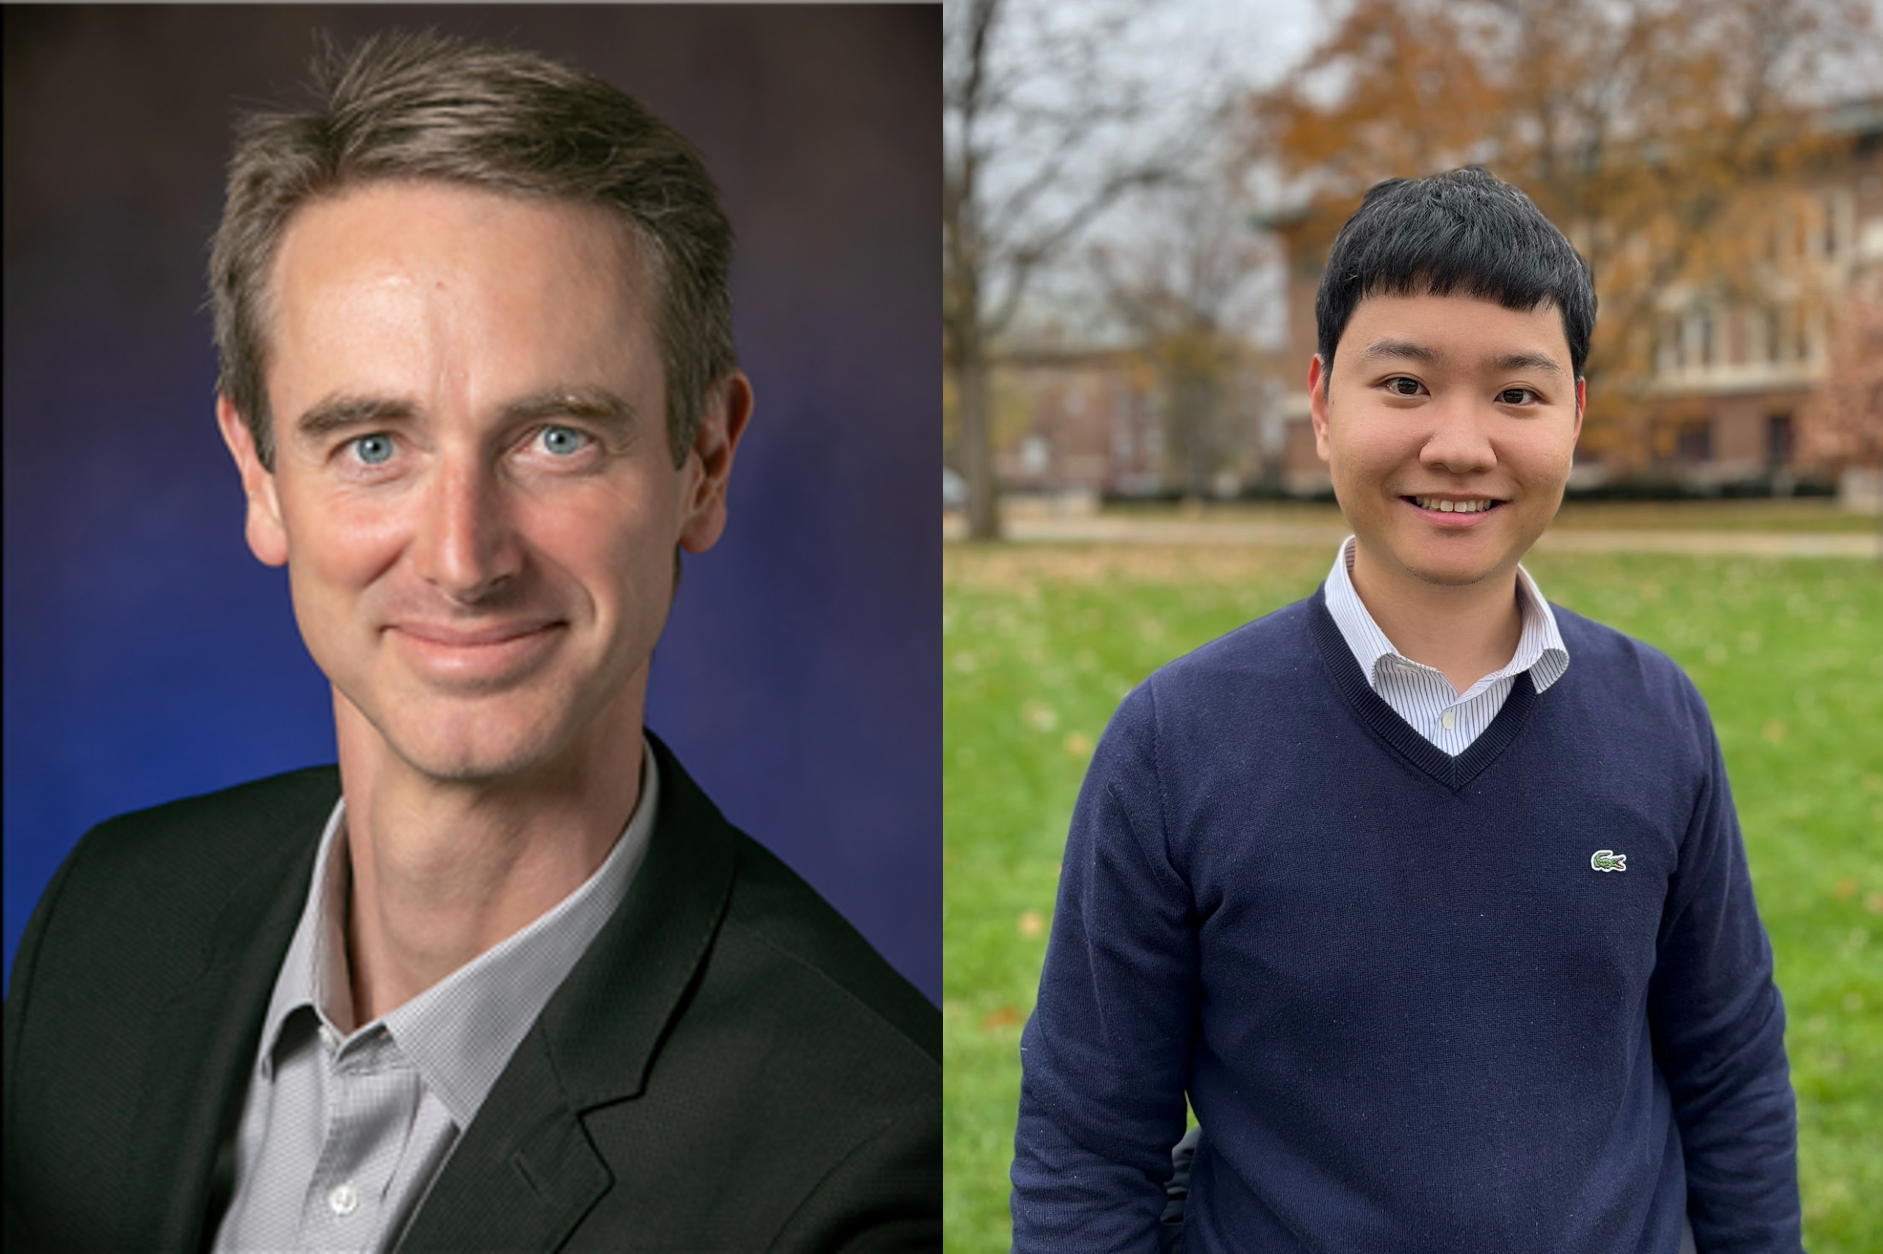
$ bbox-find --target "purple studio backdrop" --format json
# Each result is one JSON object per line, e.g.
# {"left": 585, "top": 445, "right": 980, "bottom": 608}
{"left": 2, "top": 6, "right": 939, "bottom": 1003}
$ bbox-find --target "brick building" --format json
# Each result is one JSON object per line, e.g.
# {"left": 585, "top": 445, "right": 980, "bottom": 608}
{"left": 990, "top": 347, "right": 1286, "bottom": 499}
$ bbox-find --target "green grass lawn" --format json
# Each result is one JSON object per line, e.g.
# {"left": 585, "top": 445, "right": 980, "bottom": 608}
{"left": 943, "top": 543, "right": 1883, "bottom": 1252}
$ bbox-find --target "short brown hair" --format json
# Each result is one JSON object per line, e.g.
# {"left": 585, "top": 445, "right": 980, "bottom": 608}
{"left": 208, "top": 28, "right": 737, "bottom": 471}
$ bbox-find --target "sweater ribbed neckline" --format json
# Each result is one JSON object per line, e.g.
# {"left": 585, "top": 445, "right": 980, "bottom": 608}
{"left": 1307, "top": 589, "right": 1540, "bottom": 793}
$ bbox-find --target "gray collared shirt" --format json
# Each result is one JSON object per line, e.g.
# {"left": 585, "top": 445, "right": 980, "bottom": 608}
{"left": 1322, "top": 536, "right": 1570, "bottom": 754}
{"left": 211, "top": 741, "right": 658, "bottom": 1253}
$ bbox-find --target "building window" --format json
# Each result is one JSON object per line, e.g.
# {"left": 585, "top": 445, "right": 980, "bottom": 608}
{"left": 1019, "top": 433, "right": 1049, "bottom": 476}
{"left": 1820, "top": 190, "right": 1852, "bottom": 260}
{"left": 1660, "top": 316, "right": 1685, "bottom": 373}
{"left": 1697, "top": 310, "right": 1714, "bottom": 368}
{"left": 1764, "top": 307, "right": 1784, "bottom": 364}
{"left": 1112, "top": 408, "right": 1134, "bottom": 462}
{"left": 1676, "top": 422, "right": 1713, "bottom": 464}
{"left": 1767, "top": 413, "right": 1794, "bottom": 466}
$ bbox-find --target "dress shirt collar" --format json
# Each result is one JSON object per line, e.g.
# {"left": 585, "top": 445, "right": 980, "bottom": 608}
{"left": 252, "top": 738, "right": 659, "bottom": 1128}
{"left": 1322, "top": 535, "right": 1569, "bottom": 696}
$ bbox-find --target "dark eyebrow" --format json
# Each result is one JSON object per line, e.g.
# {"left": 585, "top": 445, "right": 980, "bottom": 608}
{"left": 497, "top": 385, "right": 640, "bottom": 432}
{"left": 293, "top": 385, "right": 641, "bottom": 443}
{"left": 295, "top": 394, "right": 418, "bottom": 442}
{"left": 1485, "top": 351, "right": 1565, "bottom": 377}
{"left": 1360, "top": 339, "right": 1565, "bottom": 378}
{"left": 1361, "top": 338, "right": 1443, "bottom": 366}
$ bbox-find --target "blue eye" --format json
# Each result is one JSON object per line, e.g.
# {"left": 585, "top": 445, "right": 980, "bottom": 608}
{"left": 351, "top": 434, "right": 395, "bottom": 465}
{"left": 540, "top": 425, "right": 589, "bottom": 456}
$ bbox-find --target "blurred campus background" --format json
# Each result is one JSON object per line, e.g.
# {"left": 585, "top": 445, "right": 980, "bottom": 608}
{"left": 942, "top": 0, "right": 1883, "bottom": 1249}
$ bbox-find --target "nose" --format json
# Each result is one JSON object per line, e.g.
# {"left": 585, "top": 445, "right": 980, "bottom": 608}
{"left": 411, "top": 454, "right": 523, "bottom": 604}
{"left": 1418, "top": 395, "right": 1498, "bottom": 476}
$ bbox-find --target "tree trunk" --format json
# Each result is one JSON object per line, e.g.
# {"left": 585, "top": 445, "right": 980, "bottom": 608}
{"left": 958, "top": 331, "right": 1001, "bottom": 540}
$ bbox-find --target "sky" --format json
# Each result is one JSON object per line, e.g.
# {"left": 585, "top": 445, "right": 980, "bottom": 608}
{"left": 975, "top": 0, "right": 1332, "bottom": 351}
{"left": 1131, "top": 0, "right": 1329, "bottom": 112}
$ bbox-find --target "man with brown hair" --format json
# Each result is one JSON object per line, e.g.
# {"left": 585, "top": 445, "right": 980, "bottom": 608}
{"left": 4, "top": 30, "right": 938, "bottom": 1251}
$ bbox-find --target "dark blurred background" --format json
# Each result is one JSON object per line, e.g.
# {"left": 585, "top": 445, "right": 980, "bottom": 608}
{"left": 3, "top": 5, "right": 940, "bottom": 1002}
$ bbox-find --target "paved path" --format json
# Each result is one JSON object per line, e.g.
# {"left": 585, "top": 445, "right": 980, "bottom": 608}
{"left": 943, "top": 514, "right": 1882, "bottom": 558}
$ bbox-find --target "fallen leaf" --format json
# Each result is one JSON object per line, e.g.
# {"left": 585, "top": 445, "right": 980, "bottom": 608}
{"left": 1022, "top": 701, "right": 1059, "bottom": 733}
{"left": 981, "top": 1005, "right": 1023, "bottom": 1032}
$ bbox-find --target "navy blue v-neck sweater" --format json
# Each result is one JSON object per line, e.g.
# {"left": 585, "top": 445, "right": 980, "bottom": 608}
{"left": 1012, "top": 591, "right": 1799, "bottom": 1253}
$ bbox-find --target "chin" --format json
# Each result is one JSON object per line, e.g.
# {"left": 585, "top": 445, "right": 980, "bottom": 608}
{"left": 330, "top": 646, "right": 642, "bottom": 786}
{"left": 368, "top": 691, "right": 582, "bottom": 785}
{"left": 1405, "top": 563, "right": 1502, "bottom": 588}
{"left": 1385, "top": 542, "right": 1510, "bottom": 589}
{"left": 393, "top": 726, "right": 565, "bottom": 784}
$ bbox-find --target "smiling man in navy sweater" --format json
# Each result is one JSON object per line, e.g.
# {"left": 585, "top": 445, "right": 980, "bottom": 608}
{"left": 1010, "top": 168, "right": 1800, "bottom": 1253}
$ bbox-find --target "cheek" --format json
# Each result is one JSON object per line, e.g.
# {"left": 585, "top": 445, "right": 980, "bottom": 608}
{"left": 282, "top": 489, "right": 404, "bottom": 592}
{"left": 1508, "top": 429, "right": 1576, "bottom": 484}
{"left": 280, "top": 506, "right": 403, "bottom": 663}
{"left": 1335, "top": 423, "right": 1403, "bottom": 479}
{"left": 542, "top": 487, "right": 676, "bottom": 601}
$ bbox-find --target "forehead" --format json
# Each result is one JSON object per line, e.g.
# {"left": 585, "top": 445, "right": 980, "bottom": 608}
{"left": 1337, "top": 291, "right": 1571, "bottom": 371}
{"left": 266, "top": 181, "right": 651, "bottom": 376}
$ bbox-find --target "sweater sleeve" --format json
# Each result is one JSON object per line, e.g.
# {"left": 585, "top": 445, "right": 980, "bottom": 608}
{"left": 1010, "top": 682, "right": 1196, "bottom": 1253}
{"left": 1648, "top": 704, "right": 1801, "bottom": 1253}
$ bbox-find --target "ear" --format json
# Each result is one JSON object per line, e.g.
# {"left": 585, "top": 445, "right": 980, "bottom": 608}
{"left": 1573, "top": 377, "right": 1586, "bottom": 444}
{"left": 677, "top": 371, "right": 754, "bottom": 555}
{"left": 1308, "top": 355, "right": 1332, "bottom": 464}
{"left": 216, "top": 394, "right": 289, "bottom": 568}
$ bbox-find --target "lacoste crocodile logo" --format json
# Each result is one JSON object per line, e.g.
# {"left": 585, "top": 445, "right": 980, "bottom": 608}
{"left": 1590, "top": 849, "right": 1627, "bottom": 872}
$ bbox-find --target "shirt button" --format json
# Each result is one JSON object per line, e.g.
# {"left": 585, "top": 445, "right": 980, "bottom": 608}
{"left": 329, "top": 1182, "right": 359, "bottom": 1216}
{"left": 320, "top": 1026, "right": 340, "bottom": 1053}
{"left": 1440, "top": 710, "right": 1456, "bottom": 731}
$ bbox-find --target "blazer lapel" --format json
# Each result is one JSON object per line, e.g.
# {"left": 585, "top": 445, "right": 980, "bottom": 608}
{"left": 129, "top": 802, "right": 325, "bottom": 1252}
{"left": 396, "top": 733, "right": 739, "bottom": 1252}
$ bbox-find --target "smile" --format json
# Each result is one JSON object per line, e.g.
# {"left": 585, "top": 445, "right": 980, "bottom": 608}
{"left": 1408, "top": 496, "right": 1498, "bottom": 513}
{"left": 387, "top": 621, "right": 566, "bottom": 684}
{"left": 1408, "top": 489, "right": 1506, "bottom": 523}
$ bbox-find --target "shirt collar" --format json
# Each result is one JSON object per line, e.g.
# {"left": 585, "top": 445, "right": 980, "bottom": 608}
{"left": 1322, "top": 535, "right": 1569, "bottom": 696}
{"left": 251, "top": 738, "right": 660, "bottom": 1128}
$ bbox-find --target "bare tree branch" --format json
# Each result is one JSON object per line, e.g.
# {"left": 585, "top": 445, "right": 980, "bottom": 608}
{"left": 944, "top": 0, "right": 1199, "bottom": 538}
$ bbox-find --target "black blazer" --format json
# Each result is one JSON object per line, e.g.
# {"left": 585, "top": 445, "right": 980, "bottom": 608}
{"left": 4, "top": 734, "right": 940, "bottom": 1251}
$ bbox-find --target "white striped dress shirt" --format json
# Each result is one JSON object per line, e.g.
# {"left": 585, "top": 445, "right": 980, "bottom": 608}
{"left": 1322, "top": 536, "right": 1569, "bottom": 755}
{"left": 211, "top": 741, "right": 658, "bottom": 1253}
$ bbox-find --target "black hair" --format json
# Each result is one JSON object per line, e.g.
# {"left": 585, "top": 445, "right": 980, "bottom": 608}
{"left": 1314, "top": 167, "right": 1595, "bottom": 392}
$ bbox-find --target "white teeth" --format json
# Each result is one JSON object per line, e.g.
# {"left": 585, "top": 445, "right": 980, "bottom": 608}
{"left": 1414, "top": 497, "right": 1493, "bottom": 513}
